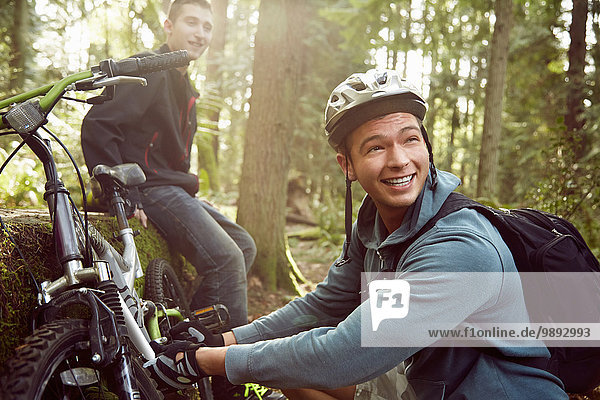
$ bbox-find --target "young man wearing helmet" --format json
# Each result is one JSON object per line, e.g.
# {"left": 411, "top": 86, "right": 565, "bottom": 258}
{"left": 146, "top": 70, "right": 568, "bottom": 400}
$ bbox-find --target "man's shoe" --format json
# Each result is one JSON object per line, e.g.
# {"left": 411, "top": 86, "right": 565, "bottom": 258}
{"left": 212, "top": 376, "right": 286, "bottom": 400}
{"left": 236, "top": 383, "right": 286, "bottom": 400}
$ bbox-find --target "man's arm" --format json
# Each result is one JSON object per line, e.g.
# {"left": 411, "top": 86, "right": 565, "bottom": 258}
{"left": 81, "top": 70, "right": 167, "bottom": 167}
{"left": 202, "top": 227, "right": 512, "bottom": 389}
{"left": 81, "top": 72, "right": 164, "bottom": 215}
{"left": 231, "top": 228, "right": 366, "bottom": 344}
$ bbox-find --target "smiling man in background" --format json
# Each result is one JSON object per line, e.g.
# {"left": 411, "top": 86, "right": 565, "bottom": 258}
{"left": 81, "top": 1, "right": 282, "bottom": 399}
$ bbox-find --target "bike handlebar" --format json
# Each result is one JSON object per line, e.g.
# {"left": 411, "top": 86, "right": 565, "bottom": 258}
{"left": 0, "top": 50, "right": 190, "bottom": 132}
{"left": 101, "top": 50, "right": 190, "bottom": 77}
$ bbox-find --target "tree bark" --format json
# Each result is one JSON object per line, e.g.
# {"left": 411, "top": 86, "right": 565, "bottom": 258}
{"left": 206, "top": 0, "right": 228, "bottom": 163}
{"left": 196, "top": 0, "right": 228, "bottom": 191}
{"left": 592, "top": 0, "right": 600, "bottom": 105}
{"left": 236, "top": 0, "right": 306, "bottom": 292}
{"left": 8, "top": 0, "right": 28, "bottom": 92}
{"left": 565, "top": 0, "right": 589, "bottom": 161}
{"left": 477, "top": 0, "right": 512, "bottom": 198}
{"left": 447, "top": 102, "right": 459, "bottom": 173}
{"left": 591, "top": 0, "right": 600, "bottom": 107}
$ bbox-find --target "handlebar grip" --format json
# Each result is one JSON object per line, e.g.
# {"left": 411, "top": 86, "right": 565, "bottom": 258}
{"left": 108, "top": 50, "right": 190, "bottom": 77}
{"left": 136, "top": 50, "right": 190, "bottom": 74}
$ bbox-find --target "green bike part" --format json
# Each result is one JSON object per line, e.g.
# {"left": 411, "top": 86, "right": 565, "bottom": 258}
{"left": 147, "top": 308, "right": 185, "bottom": 340}
{"left": 0, "top": 70, "right": 92, "bottom": 128}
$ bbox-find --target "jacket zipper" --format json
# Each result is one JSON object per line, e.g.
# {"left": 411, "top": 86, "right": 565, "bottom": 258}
{"left": 178, "top": 96, "right": 197, "bottom": 164}
{"left": 145, "top": 131, "right": 159, "bottom": 174}
{"left": 377, "top": 250, "right": 385, "bottom": 272}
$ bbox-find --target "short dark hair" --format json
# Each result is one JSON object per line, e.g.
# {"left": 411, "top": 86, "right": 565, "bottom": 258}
{"left": 337, "top": 115, "right": 425, "bottom": 156}
{"left": 167, "top": 0, "right": 212, "bottom": 22}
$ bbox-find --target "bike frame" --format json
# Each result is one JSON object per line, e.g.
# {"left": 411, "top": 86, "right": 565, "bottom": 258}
{"left": 1, "top": 53, "right": 191, "bottom": 398}
{"left": 26, "top": 127, "right": 180, "bottom": 357}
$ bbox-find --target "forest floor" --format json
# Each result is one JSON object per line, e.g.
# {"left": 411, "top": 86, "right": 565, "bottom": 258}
{"left": 246, "top": 223, "right": 340, "bottom": 322}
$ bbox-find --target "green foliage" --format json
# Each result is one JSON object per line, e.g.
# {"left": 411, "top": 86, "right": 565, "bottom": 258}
{"left": 0, "top": 143, "right": 46, "bottom": 207}
{"left": 526, "top": 104, "right": 600, "bottom": 257}
{"left": 0, "top": 2, "right": 13, "bottom": 92}
{"left": 499, "top": 0, "right": 565, "bottom": 203}
{"left": 0, "top": 99, "right": 91, "bottom": 209}
{"left": 195, "top": 128, "right": 220, "bottom": 191}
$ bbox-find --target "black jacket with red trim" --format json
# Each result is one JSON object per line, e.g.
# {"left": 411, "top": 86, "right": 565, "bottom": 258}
{"left": 81, "top": 44, "right": 199, "bottom": 206}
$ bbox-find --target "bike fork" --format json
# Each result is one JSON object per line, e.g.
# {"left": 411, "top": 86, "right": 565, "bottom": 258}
{"left": 98, "top": 280, "right": 142, "bottom": 400}
{"left": 112, "top": 345, "right": 142, "bottom": 400}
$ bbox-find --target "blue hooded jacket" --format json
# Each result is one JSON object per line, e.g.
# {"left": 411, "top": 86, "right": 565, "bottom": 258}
{"left": 226, "top": 170, "right": 567, "bottom": 399}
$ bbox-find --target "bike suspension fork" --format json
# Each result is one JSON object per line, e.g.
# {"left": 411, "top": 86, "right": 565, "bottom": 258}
{"left": 98, "top": 280, "right": 141, "bottom": 400}
{"left": 31, "top": 135, "right": 85, "bottom": 283}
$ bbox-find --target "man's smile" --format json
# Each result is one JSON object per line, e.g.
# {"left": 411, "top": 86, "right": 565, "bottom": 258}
{"left": 381, "top": 174, "right": 415, "bottom": 187}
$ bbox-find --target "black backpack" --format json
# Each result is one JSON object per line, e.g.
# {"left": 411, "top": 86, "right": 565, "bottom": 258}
{"left": 398, "top": 192, "right": 600, "bottom": 393}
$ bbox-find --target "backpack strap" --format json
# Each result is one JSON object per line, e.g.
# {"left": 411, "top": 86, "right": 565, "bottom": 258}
{"left": 390, "top": 192, "right": 478, "bottom": 271}
{"left": 392, "top": 193, "right": 551, "bottom": 372}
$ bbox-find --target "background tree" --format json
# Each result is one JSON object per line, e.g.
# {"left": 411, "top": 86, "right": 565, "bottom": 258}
{"left": 236, "top": 0, "right": 308, "bottom": 291}
{"left": 477, "top": 0, "right": 513, "bottom": 199}
{"left": 197, "top": 0, "right": 229, "bottom": 191}
{"left": 565, "top": 0, "right": 588, "bottom": 160}
{"left": 8, "top": 0, "right": 30, "bottom": 93}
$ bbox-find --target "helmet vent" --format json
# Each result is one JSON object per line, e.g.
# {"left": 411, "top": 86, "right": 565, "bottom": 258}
{"left": 349, "top": 81, "right": 366, "bottom": 91}
{"left": 347, "top": 76, "right": 367, "bottom": 91}
{"left": 325, "top": 69, "right": 428, "bottom": 149}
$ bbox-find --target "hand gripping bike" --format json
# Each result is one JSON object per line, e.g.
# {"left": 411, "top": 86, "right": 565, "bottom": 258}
{"left": 0, "top": 50, "right": 222, "bottom": 399}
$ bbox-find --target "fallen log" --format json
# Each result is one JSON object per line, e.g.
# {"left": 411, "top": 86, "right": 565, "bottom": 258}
{"left": 0, "top": 208, "right": 192, "bottom": 375}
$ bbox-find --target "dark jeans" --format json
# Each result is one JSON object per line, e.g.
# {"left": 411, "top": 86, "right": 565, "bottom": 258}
{"left": 140, "top": 185, "right": 254, "bottom": 328}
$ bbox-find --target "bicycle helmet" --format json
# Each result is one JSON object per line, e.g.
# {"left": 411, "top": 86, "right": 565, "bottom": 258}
{"left": 325, "top": 70, "right": 437, "bottom": 267}
{"left": 325, "top": 69, "right": 428, "bottom": 149}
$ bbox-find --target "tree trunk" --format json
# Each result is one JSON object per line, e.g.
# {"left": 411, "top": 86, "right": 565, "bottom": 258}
{"left": 236, "top": 0, "right": 306, "bottom": 292}
{"left": 196, "top": 0, "right": 228, "bottom": 191}
{"left": 447, "top": 102, "right": 459, "bottom": 173}
{"left": 8, "top": 0, "right": 28, "bottom": 92}
{"left": 477, "top": 0, "right": 512, "bottom": 198}
{"left": 206, "top": 0, "right": 228, "bottom": 163}
{"left": 565, "top": 0, "right": 589, "bottom": 161}
{"left": 591, "top": 0, "right": 600, "bottom": 106}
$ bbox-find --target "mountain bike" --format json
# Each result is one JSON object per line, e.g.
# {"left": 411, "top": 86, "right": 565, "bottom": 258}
{"left": 0, "top": 50, "right": 221, "bottom": 399}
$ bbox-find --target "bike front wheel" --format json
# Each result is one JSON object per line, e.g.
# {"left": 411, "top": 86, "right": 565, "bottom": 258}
{"left": 1, "top": 318, "right": 163, "bottom": 400}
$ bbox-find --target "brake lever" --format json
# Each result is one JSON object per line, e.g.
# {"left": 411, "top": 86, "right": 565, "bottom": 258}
{"left": 77, "top": 76, "right": 147, "bottom": 105}
{"left": 91, "top": 76, "right": 147, "bottom": 89}
{"left": 74, "top": 76, "right": 147, "bottom": 91}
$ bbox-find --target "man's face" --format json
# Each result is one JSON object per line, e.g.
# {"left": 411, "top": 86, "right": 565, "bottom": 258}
{"left": 164, "top": 4, "right": 213, "bottom": 61}
{"left": 337, "top": 112, "right": 430, "bottom": 228}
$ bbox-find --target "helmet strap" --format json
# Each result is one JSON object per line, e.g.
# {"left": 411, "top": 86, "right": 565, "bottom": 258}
{"left": 429, "top": 155, "right": 438, "bottom": 189}
{"left": 344, "top": 168, "right": 353, "bottom": 240}
{"left": 420, "top": 124, "right": 437, "bottom": 189}
{"left": 335, "top": 155, "right": 353, "bottom": 267}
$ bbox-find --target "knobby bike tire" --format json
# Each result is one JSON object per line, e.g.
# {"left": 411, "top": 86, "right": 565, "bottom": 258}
{"left": 145, "top": 258, "right": 190, "bottom": 316}
{"left": 1, "top": 318, "right": 163, "bottom": 400}
{"left": 144, "top": 259, "right": 217, "bottom": 399}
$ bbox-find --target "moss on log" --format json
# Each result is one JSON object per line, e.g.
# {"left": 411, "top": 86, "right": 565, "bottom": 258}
{"left": 0, "top": 208, "right": 195, "bottom": 376}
